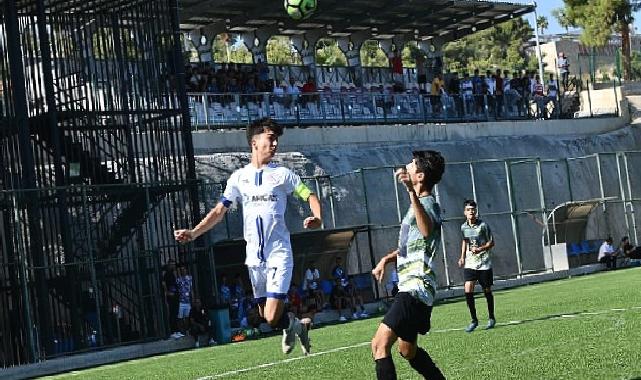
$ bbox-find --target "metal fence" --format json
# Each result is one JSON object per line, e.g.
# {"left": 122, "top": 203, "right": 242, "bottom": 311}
{"left": 186, "top": 87, "right": 620, "bottom": 129}
{"left": 3, "top": 150, "right": 641, "bottom": 367}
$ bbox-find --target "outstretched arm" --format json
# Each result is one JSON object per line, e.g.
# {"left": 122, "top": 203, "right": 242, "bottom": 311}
{"left": 174, "top": 202, "right": 229, "bottom": 243}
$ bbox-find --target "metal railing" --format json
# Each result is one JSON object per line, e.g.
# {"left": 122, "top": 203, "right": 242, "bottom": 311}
{"left": 186, "top": 87, "right": 620, "bottom": 129}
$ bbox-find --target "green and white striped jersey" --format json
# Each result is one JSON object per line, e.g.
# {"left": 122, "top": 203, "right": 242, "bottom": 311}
{"left": 460, "top": 219, "right": 493, "bottom": 270}
{"left": 396, "top": 195, "right": 441, "bottom": 306}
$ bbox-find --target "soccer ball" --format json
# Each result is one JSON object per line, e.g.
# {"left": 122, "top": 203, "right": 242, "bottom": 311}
{"left": 284, "top": 0, "right": 317, "bottom": 20}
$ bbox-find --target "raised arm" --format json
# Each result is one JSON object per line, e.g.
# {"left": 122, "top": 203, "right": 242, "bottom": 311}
{"left": 408, "top": 190, "right": 434, "bottom": 237}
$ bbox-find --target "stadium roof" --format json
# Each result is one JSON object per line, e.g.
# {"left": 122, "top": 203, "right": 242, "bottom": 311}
{"left": 179, "top": 0, "right": 535, "bottom": 43}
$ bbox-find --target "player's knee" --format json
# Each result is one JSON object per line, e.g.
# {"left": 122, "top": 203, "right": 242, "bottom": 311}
{"left": 264, "top": 313, "right": 279, "bottom": 326}
{"left": 371, "top": 336, "right": 390, "bottom": 358}
{"left": 398, "top": 344, "right": 417, "bottom": 360}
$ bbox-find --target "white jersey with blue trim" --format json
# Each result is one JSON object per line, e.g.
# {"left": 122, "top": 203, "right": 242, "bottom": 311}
{"left": 221, "top": 163, "right": 308, "bottom": 268}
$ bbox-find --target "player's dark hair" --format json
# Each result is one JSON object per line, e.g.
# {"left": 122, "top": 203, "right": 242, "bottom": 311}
{"left": 246, "top": 117, "right": 283, "bottom": 146}
{"left": 464, "top": 199, "right": 477, "bottom": 208}
{"left": 412, "top": 150, "right": 445, "bottom": 189}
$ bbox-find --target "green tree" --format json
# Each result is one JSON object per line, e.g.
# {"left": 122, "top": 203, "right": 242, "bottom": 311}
{"left": 537, "top": 16, "right": 549, "bottom": 35}
{"left": 360, "top": 40, "right": 388, "bottom": 67}
{"left": 266, "top": 35, "right": 301, "bottom": 65}
{"left": 402, "top": 42, "right": 422, "bottom": 68}
{"left": 212, "top": 33, "right": 252, "bottom": 64}
{"left": 315, "top": 38, "right": 346, "bottom": 66}
{"left": 443, "top": 18, "right": 534, "bottom": 73}
{"left": 559, "top": 0, "right": 633, "bottom": 80}
{"left": 552, "top": 8, "right": 572, "bottom": 33}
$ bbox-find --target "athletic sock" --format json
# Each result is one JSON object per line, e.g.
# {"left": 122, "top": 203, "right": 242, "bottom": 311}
{"left": 465, "top": 292, "right": 478, "bottom": 322}
{"left": 409, "top": 347, "right": 445, "bottom": 380}
{"left": 484, "top": 291, "right": 495, "bottom": 320}
{"left": 375, "top": 356, "right": 397, "bottom": 380}
{"left": 276, "top": 312, "right": 291, "bottom": 330}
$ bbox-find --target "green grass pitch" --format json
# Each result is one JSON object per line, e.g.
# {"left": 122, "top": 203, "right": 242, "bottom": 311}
{"left": 43, "top": 268, "right": 641, "bottom": 379}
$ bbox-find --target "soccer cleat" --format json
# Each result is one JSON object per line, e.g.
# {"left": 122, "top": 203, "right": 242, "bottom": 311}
{"left": 296, "top": 318, "right": 312, "bottom": 355}
{"left": 486, "top": 318, "right": 496, "bottom": 330}
{"left": 281, "top": 312, "right": 297, "bottom": 354}
{"left": 352, "top": 312, "right": 360, "bottom": 319}
{"left": 339, "top": 316, "right": 347, "bottom": 322}
{"left": 360, "top": 312, "right": 370, "bottom": 318}
{"left": 465, "top": 320, "right": 478, "bottom": 333}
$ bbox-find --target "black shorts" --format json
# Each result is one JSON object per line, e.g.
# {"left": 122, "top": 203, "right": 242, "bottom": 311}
{"left": 382, "top": 292, "right": 432, "bottom": 343}
{"left": 418, "top": 74, "right": 427, "bottom": 84}
{"left": 464, "top": 268, "right": 494, "bottom": 288}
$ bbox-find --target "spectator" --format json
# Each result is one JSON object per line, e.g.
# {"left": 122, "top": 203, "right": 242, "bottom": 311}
{"left": 287, "top": 283, "right": 304, "bottom": 317}
{"left": 176, "top": 265, "right": 193, "bottom": 335}
{"left": 219, "top": 275, "right": 231, "bottom": 305}
{"left": 189, "top": 298, "right": 212, "bottom": 348}
{"left": 390, "top": 49, "right": 403, "bottom": 83}
{"left": 331, "top": 256, "right": 349, "bottom": 288}
{"left": 448, "top": 72, "right": 462, "bottom": 116}
{"left": 557, "top": 52, "right": 569, "bottom": 91}
{"left": 620, "top": 236, "right": 641, "bottom": 260}
{"left": 385, "top": 267, "right": 399, "bottom": 297}
{"left": 485, "top": 70, "right": 496, "bottom": 96}
{"left": 303, "top": 261, "right": 324, "bottom": 309}
{"left": 162, "top": 259, "right": 181, "bottom": 339}
{"left": 494, "top": 69, "right": 503, "bottom": 118}
{"left": 346, "top": 276, "right": 369, "bottom": 319}
{"left": 330, "top": 277, "right": 350, "bottom": 321}
{"left": 233, "top": 273, "right": 247, "bottom": 323}
{"left": 598, "top": 237, "right": 617, "bottom": 269}
{"left": 257, "top": 58, "right": 270, "bottom": 84}
{"left": 533, "top": 77, "right": 546, "bottom": 119}
{"left": 461, "top": 73, "right": 474, "bottom": 116}
{"left": 430, "top": 73, "right": 443, "bottom": 115}
{"left": 286, "top": 78, "right": 300, "bottom": 96}
{"left": 472, "top": 69, "right": 483, "bottom": 95}
{"left": 547, "top": 74, "right": 559, "bottom": 117}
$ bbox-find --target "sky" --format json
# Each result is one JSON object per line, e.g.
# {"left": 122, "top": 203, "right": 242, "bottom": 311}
{"left": 530, "top": 0, "right": 641, "bottom": 35}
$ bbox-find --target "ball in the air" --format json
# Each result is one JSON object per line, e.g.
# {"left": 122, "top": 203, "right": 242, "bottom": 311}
{"left": 284, "top": 0, "right": 317, "bottom": 20}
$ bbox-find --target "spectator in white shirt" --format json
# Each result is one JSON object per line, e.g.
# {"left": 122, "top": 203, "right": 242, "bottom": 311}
{"left": 485, "top": 70, "right": 496, "bottom": 95}
{"left": 598, "top": 237, "right": 617, "bottom": 269}
{"left": 557, "top": 52, "right": 570, "bottom": 91}
{"left": 303, "top": 262, "right": 324, "bottom": 309}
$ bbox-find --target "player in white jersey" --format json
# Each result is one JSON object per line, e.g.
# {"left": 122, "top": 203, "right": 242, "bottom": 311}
{"left": 174, "top": 118, "right": 322, "bottom": 355}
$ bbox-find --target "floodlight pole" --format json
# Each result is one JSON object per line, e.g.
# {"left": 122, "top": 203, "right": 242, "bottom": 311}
{"left": 532, "top": 2, "right": 545, "bottom": 82}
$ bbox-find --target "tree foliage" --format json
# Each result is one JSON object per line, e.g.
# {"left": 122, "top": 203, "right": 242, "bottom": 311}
{"left": 559, "top": 0, "right": 633, "bottom": 79}
{"left": 560, "top": 0, "right": 631, "bottom": 47}
{"left": 360, "top": 40, "right": 388, "bottom": 67}
{"left": 536, "top": 16, "right": 549, "bottom": 34}
{"left": 315, "top": 39, "right": 346, "bottom": 66}
{"left": 212, "top": 33, "right": 252, "bottom": 63}
{"left": 443, "top": 18, "right": 534, "bottom": 73}
{"left": 552, "top": 8, "right": 572, "bottom": 33}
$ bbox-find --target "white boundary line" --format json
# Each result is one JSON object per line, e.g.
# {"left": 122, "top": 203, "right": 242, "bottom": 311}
{"left": 196, "top": 306, "right": 641, "bottom": 379}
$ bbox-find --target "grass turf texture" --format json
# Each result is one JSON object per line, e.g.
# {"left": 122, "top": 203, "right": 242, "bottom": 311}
{"left": 43, "top": 268, "right": 641, "bottom": 379}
